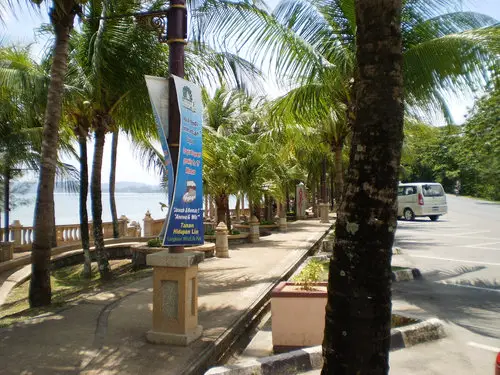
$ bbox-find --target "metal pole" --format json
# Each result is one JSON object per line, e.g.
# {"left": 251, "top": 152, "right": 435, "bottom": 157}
{"left": 167, "top": 0, "right": 187, "bottom": 253}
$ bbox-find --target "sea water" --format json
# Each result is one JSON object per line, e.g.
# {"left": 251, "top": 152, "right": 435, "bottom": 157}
{"left": 7, "top": 192, "right": 241, "bottom": 226}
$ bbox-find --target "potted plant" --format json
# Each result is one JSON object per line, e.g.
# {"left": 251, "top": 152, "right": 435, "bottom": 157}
{"left": 271, "top": 259, "right": 328, "bottom": 352}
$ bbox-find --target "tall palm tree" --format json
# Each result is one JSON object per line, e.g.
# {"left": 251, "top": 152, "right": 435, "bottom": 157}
{"left": 25, "top": 0, "right": 80, "bottom": 307}
{"left": 199, "top": 0, "right": 499, "bottom": 202}
{"left": 202, "top": 130, "right": 236, "bottom": 225}
{"left": 67, "top": 0, "right": 173, "bottom": 279}
{"left": 0, "top": 46, "right": 43, "bottom": 240}
{"left": 0, "top": 43, "right": 79, "bottom": 251}
{"left": 321, "top": 0, "right": 404, "bottom": 372}
{"left": 64, "top": 90, "right": 93, "bottom": 278}
{"left": 202, "top": 86, "right": 253, "bottom": 225}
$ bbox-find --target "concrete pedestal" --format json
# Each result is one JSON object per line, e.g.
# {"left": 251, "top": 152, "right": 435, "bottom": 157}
{"left": 146, "top": 251, "right": 204, "bottom": 346}
{"left": 0, "top": 242, "right": 13, "bottom": 262}
{"left": 215, "top": 222, "right": 229, "bottom": 258}
{"left": 319, "top": 203, "right": 330, "bottom": 223}
{"left": 249, "top": 216, "right": 260, "bottom": 243}
{"left": 278, "top": 217, "right": 287, "bottom": 232}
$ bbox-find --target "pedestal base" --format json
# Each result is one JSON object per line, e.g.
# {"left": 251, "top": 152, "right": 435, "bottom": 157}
{"left": 216, "top": 248, "right": 229, "bottom": 258}
{"left": 278, "top": 217, "right": 287, "bottom": 232}
{"left": 146, "top": 325, "right": 203, "bottom": 346}
{"left": 319, "top": 203, "right": 330, "bottom": 223}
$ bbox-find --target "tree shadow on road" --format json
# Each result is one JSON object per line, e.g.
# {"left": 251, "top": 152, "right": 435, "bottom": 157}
{"left": 393, "top": 277, "right": 500, "bottom": 340}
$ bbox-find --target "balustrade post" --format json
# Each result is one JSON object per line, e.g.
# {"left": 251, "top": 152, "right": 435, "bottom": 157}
{"left": 127, "top": 221, "right": 141, "bottom": 237}
{"left": 11, "top": 220, "right": 23, "bottom": 247}
{"left": 134, "top": 221, "right": 142, "bottom": 237}
{"left": 143, "top": 210, "right": 154, "bottom": 237}
{"left": 118, "top": 215, "right": 129, "bottom": 238}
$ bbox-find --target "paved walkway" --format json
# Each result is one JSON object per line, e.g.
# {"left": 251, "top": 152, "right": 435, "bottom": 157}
{"left": 0, "top": 220, "right": 331, "bottom": 375}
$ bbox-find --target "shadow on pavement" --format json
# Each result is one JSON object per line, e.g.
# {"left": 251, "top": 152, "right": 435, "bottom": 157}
{"left": 393, "top": 278, "right": 500, "bottom": 339}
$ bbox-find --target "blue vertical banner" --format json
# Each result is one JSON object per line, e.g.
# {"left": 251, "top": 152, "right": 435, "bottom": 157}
{"left": 144, "top": 75, "right": 174, "bottom": 205}
{"left": 162, "top": 75, "right": 204, "bottom": 246}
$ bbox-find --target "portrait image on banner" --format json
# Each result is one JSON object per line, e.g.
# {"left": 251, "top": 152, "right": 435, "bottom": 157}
{"left": 162, "top": 75, "right": 204, "bottom": 246}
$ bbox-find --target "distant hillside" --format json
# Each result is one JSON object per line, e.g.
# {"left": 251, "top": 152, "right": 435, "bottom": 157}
{"left": 13, "top": 181, "right": 164, "bottom": 194}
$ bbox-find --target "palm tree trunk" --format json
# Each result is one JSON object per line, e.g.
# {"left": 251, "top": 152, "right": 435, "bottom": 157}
{"left": 215, "top": 194, "right": 227, "bottom": 225}
{"left": 264, "top": 193, "right": 271, "bottom": 221}
{"left": 29, "top": 1, "right": 77, "bottom": 308}
{"left": 321, "top": 157, "right": 327, "bottom": 203}
{"left": 51, "top": 206, "right": 57, "bottom": 248}
{"left": 3, "top": 168, "right": 10, "bottom": 242}
{"left": 321, "top": 0, "right": 404, "bottom": 373}
{"left": 254, "top": 200, "right": 261, "bottom": 220}
{"left": 235, "top": 195, "right": 240, "bottom": 222}
{"left": 330, "top": 165, "right": 335, "bottom": 211}
{"left": 210, "top": 196, "right": 217, "bottom": 222}
{"left": 311, "top": 183, "right": 317, "bottom": 217}
{"left": 248, "top": 194, "right": 253, "bottom": 220}
{"left": 225, "top": 195, "right": 232, "bottom": 231}
{"left": 286, "top": 187, "right": 290, "bottom": 212}
{"left": 91, "top": 123, "right": 112, "bottom": 280}
{"left": 109, "top": 130, "right": 119, "bottom": 238}
{"left": 78, "top": 132, "right": 92, "bottom": 279}
{"left": 333, "top": 143, "right": 344, "bottom": 209}
{"left": 204, "top": 194, "right": 209, "bottom": 218}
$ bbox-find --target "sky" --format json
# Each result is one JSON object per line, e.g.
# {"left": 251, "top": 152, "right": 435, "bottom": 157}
{"left": 1, "top": 0, "right": 499, "bottom": 185}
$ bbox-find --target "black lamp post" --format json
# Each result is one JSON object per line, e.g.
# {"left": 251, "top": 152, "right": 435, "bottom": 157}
{"left": 88, "top": 3, "right": 188, "bottom": 253}
{"left": 166, "top": 0, "right": 187, "bottom": 253}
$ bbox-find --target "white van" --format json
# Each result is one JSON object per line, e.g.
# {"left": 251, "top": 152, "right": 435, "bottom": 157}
{"left": 398, "top": 182, "right": 447, "bottom": 221}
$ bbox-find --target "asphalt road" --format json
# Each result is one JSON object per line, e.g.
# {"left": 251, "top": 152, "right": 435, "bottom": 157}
{"left": 394, "top": 194, "right": 500, "bottom": 287}
{"left": 301, "top": 195, "right": 500, "bottom": 375}
{"left": 391, "top": 194, "right": 500, "bottom": 373}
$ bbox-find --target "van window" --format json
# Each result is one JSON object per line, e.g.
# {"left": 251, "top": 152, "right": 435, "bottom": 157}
{"left": 398, "top": 186, "right": 417, "bottom": 196}
{"left": 422, "top": 184, "right": 444, "bottom": 197}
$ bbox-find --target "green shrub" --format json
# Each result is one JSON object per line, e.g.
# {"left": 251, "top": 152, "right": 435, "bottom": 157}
{"left": 230, "top": 229, "right": 241, "bottom": 235}
{"left": 205, "top": 229, "right": 215, "bottom": 235}
{"left": 292, "top": 259, "right": 323, "bottom": 290}
{"left": 147, "top": 238, "right": 162, "bottom": 247}
{"left": 260, "top": 220, "right": 275, "bottom": 225}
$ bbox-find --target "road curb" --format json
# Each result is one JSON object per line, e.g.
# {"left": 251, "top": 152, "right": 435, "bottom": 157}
{"left": 391, "top": 268, "right": 422, "bottom": 282}
{"left": 181, "top": 223, "right": 333, "bottom": 375}
{"left": 205, "top": 317, "right": 446, "bottom": 375}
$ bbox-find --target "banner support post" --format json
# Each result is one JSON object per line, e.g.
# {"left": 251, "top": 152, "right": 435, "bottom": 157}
{"left": 167, "top": 0, "right": 187, "bottom": 253}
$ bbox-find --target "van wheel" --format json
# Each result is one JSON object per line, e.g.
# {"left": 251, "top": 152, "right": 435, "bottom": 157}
{"left": 404, "top": 208, "right": 415, "bottom": 221}
{"left": 429, "top": 215, "right": 439, "bottom": 221}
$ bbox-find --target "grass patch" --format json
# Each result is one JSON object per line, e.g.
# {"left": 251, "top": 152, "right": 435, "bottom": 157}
{"left": 392, "top": 314, "right": 418, "bottom": 328}
{"left": 391, "top": 266, "right": 409, "bottom": 272}
{"left": 0, "top": 260, "right": 152, "bottom": 327}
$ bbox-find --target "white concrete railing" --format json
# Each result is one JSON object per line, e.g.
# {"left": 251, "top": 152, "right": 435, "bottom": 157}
{"left": 0, "top": 216, "right": 141, "bottom": 251}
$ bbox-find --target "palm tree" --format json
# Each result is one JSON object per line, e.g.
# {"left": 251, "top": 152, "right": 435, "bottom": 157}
{"left": 202, "top": 86, "right": 253, "bottom": 225}
{"left": 202, "top": 130, "right": 236, "bottom": 225}
{"left": 0, "top": 44, "right": 79, "bottom": 251}
{"left": 63, "top": 92, "right": 93, "bottom": 278}
{"left": 23, "top": 0, "right": 80, "bottom": 307}
{"left": 321, "top": 0, "right": 404, "bottom": 372}
{"left": 199, "top": 0, "right": 499, "bottom": 204}
{"left": 67, "top": 0, "right": 173, "bottom": 279}
{"left": 0, "top": 46, "right": 43, "bottom": 240}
